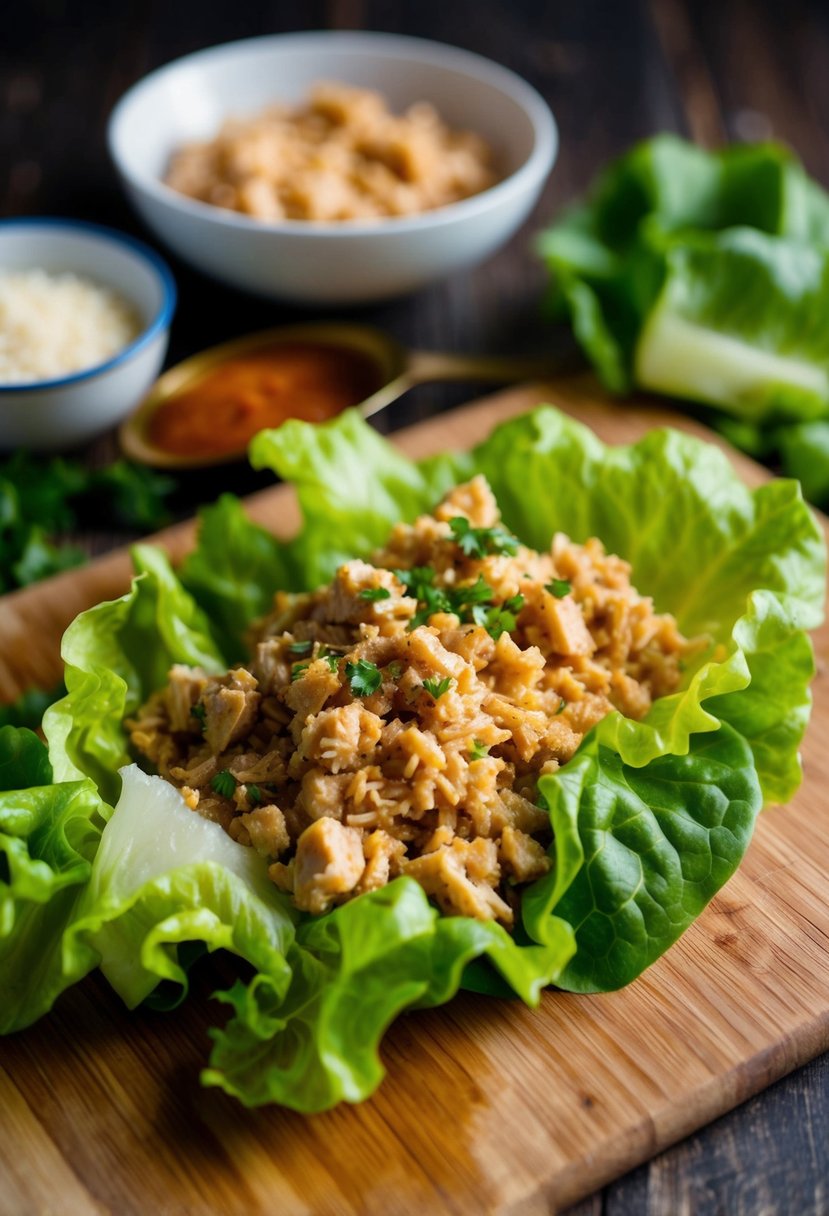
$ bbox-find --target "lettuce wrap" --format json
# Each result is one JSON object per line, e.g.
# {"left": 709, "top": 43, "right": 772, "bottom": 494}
{"left": 1, "top": 406, "right": 823, "bottom": 1111}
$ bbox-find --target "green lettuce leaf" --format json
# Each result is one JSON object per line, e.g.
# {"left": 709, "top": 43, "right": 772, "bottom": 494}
{"left": 204, "top": 875, "right": 576, "bottom": 1111}
{"left": 0, "top": 724, "right": 52, "bottom": 790}
{"left": 45, "top": 543, "right": 224, "bottom": 803}
{"left": 179, "top": 495, "right": 296, "bottom": 663}
{"left": 204, "top": 880, "right": 441, "bottom": 1111}
{"left": 0, "top": 725, "right": 106, "bottom": 1031}
{"left": 23, "top": 404, "right": 823, "bottom": 1111}
{"left": 778, "top": 420, "right": 829, "bottom": 507}
{"left": 635, "top": 229, "right": 829, "bottom": 423}
{"left": 532, "top": 723, "right": 761, "bottom": 992}
{"left": 61, "top": 766, "right": 295, "bottom": 1011}
{"left": 538, "top": 134, "right": 829, "bottom": 430}
{"left": 249, "top": 410, "right": 464, "bottom": 589}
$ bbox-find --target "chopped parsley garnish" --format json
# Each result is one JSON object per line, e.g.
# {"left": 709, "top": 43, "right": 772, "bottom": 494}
{"left": 450, "top": 574, "right": 493, "bottom": 610}
{"left": 0, "top": 453, "right": 172, "bottom": 593}
{"left": 321, "top": 652, "right": 340, "bottom": 674}
{"left": 393, "top": 566, "right": 436, "bottom": 597}
{"left": 555, "top": 698, "right": 567, "bottom": 715}
{"left": 469, "top": 739, "right": 490, "bottom": 760}
{"left": 359, "top": 586, "right": 391, "bottom": 601}
{"left": 345, "top": 659, "right": 382, "bottom": 697}
{"left": 387, "top": 661, "right": 403, "bottom": 680}
{"left": 190, "top": 703, "right": 206, "bottom": 730}
{"left": 546, "top": 578, "right": 572, "bottom": 598}
{"left": 288, "top": 639, "right": 313, "bottom": 655}
{"left": 291, "top": 662, "right": 311, "bottom": 682}
{"left": 448, "top": 515, "right": 519, "bottom": 559}
{"left": 246, "top": 783, "right": 262, "bottom": 806}
{"left": 473, "top": 604, "right": 519, "bottom": 640}
{"left": 422, "top": 676, "right": 452, "bottom": 700}
{"left": 408, "top": 572, "right": 456, "bottom": 627}
{"left": 211, "top": 770, "right": 236, "bottom": 798}
{"left": 400, "top": 565, "right": 523, "bottom": 640}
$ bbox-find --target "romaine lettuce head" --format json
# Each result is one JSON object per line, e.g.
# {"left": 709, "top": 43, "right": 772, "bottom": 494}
{"left": 538, "top": 135, "right": 829, "bottom": 430}
{"left": 5, "top": 406, "right": 821, "bottom": 1111}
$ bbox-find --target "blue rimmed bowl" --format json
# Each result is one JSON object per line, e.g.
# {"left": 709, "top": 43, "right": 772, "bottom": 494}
{"left": 0, "top": 219, "right": 176, "bottom": 450}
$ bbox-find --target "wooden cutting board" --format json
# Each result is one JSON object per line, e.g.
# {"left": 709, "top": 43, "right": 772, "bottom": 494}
{"left": 1, "top": 375, "right": 827, "bottom": 1216}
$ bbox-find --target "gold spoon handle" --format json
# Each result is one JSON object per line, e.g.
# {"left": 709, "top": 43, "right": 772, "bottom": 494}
{"left": 405, "top": 348, "right": 576, "bottom": 384}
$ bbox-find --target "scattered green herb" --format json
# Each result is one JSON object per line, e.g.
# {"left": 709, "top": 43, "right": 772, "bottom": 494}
{"left": 191, "top": 703, "right": 207, "bottom": 730}
{"left": 246, "top": 784, "right": 262, "bottom": 806}
{"left": 359, "top": 587, "right": 391, "bottom": 601}
{"left": 555, "top": 699, "right": 567, "bottom": 715}
{"left": 345, "top": 659, "right": 382, "bottom": 697}
{"left": 291, "top": 663, "right": 311, "bottom": 682}
{"left": 491, "top": 607, "right": 520, "bottom": 639}
{"left": 399, "top": 565, "right": 523, "bottom": 641}
{"left": 87, "top": 462, "right": 175, "bottom": 532}
{"left": 450, "top": 575, "right": 493, "bottom": 611}
{"left": 546, "top": 579, "right": 571, "bottom": 598}
{"left": 210, "top": 770, "right": 237, "bottom": 798}
{"left": 386, "top": 661, "right": 403, "bottom": 680}
{"left": 422, "top": 676, "right": 452, "bottom": 700}
{"left": 448, "top": 515, "right": 519, "bottom": 559}
{"left": 469, "top": 739, "right": 490, "bottom": 760}
{"left": 392, "top": 566, "right": 435, "bottom": 595}
{"left": 403, "top": 566, "right": 455, "bottom": 628}
{"left": 287, "top": 640, "right": 313, "bottom": 655}
{"left": 471, "top": 602, "right": 520, "bottom": 640}
{"left": 321, "top": 652, "right": 341, "bottom": 674}
{"left": 0, "top": 452, "right": 174, "bottom": 592}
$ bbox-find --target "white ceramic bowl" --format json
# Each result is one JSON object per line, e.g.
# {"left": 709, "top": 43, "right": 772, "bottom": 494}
{"left": 108, "top": 31, "right": 558, "bottom": 304}
{"left": 0, "top": 219, "right": 176, "bottom": 450}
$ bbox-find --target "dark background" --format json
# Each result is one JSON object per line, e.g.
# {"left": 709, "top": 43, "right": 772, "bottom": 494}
{"left": 2, "top": 1, "right": 829, "bottom": 1212}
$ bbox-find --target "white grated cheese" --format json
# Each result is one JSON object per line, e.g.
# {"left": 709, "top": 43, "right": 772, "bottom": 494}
{"left": 0, "top": 269, "right": 141, "bottom": 385}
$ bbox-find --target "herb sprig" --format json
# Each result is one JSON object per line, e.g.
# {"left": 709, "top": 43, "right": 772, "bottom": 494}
{"left": 397, "top": 566, "right": 524, "bottom": 639}
{"left": 546, "top": 578, "right": 572, "bottom": 598}
{"left": 448, "top": 516, "right": 519, "bottom": 559}
{"left": 0, "top": 453, "right": 173, "bottom": 593}
{"left": 345, "top": 659, "right": 382, "bottom": 697}
{"left": 422, "top": 676, "right": 452, "bottom": 700}
{"left": 211, "top": 770, "right": 237, "bottom": 798}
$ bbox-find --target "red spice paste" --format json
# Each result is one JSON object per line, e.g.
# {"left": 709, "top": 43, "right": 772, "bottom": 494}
{"left": 149, "top": 342, "right": 382, "bottom": 457}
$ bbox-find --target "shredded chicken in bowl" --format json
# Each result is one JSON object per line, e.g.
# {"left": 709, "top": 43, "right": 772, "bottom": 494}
{"left": 128, "top": 476, "right": 694, "bottom": 926}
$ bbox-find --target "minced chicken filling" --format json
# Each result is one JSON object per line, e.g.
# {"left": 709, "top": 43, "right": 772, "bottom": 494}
{"left": 128, "top": 477, "right": 693, "bottom": 926}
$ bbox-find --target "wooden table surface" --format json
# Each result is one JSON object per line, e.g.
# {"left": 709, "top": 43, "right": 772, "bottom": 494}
{"left": 2, "top": 1, "right": 828, "bottom": 1212}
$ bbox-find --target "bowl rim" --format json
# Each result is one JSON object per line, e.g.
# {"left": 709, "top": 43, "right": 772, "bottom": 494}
{"left": 0, "top": 217, "right": 177, "bottom": 394}
{"left": 107, "top": 29, "right": 558, "bottom": 238}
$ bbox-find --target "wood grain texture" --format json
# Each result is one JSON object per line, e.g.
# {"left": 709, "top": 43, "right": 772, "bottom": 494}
{"left": 1, "top": 380, "right": 827, "bottom": 1216}
{"left": 3, "top": 1, "right": 829, "bottom": 1208}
